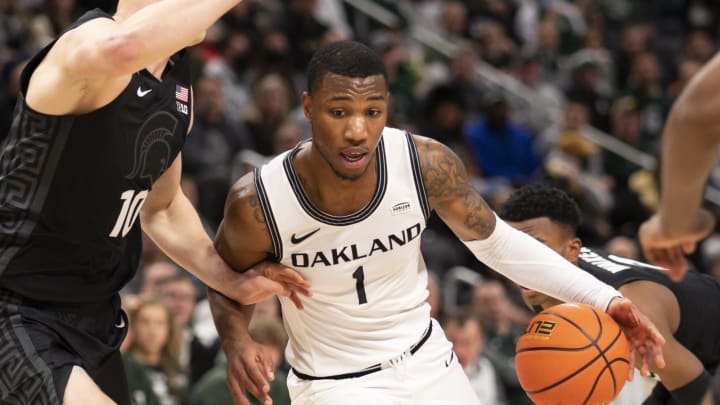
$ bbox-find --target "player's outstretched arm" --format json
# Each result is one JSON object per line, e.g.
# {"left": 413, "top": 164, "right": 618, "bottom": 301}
{"left": 59, "top": 0, "right": 243, "bottom": 78}
{"left": 26, "top": 0, "right": 246, "bottom": 116}
{"left": 638, "top": 54, "right": 720, "bottom": 279}
{"left": 140, "top": 158, "right": 310, "bottom": 306}
{"left": 413, "top": 135, "right": 666, "bottom": 371}
{"left": 415, "top": 135, "right": 618, "bottom": 308}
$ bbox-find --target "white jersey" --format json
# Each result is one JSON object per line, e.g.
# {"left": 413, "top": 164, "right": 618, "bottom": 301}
{"left": 256, "top": 127, "right": 432, "bottom": 377}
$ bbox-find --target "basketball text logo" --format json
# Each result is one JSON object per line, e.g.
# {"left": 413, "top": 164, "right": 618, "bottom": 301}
{"left": 391, "top": 201, "right": 411, "bottom": 215}
{"left": 524, "top": 320, "right": 556, "bottom": 339}
{"left": 290, "top": 223, "right": 421, "bottom": 268}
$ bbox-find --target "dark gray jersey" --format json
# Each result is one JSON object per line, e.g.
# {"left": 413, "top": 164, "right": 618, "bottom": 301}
{"left": 0, "top": 9, "right": 193, "bottom": 302}
{"left": 578, "top": 247, "right": 720, "bottom": 372}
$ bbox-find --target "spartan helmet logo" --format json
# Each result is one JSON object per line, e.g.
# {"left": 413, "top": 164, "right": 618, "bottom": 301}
{"left": 126, "top": 111, "right": 178, "bottom": 184}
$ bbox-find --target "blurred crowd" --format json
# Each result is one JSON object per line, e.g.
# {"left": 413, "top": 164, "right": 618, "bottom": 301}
{"left": 4, "top": 0, "right": 720, "bottom": 404}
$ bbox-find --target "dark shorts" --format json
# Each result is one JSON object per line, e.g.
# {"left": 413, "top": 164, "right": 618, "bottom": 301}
{"left": 0, "top": 290, "right": 130, "bottom": 404}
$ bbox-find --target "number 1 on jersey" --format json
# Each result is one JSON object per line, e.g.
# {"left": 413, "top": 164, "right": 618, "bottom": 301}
{"left": 352, "top": 266, "right": 368, "bottom": 304}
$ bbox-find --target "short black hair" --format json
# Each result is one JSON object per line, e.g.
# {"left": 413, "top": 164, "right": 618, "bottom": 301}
{"left": 306, "top": 40, "right": 388, "bottom": 94}
{"left": 499, "top": 184, "right": 582, "bottom": 232}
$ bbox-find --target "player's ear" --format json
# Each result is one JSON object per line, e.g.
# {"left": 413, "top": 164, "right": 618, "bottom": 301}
{"left": 566, "top": 237, "right": 582, "bottom": 262}
{"left": 302, "top": 92, "right": 312, "bottom": 122}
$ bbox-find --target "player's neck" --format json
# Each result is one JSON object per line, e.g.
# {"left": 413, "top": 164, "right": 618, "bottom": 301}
{"left": 296, "top": 145, "right": 378, "bottom": 216}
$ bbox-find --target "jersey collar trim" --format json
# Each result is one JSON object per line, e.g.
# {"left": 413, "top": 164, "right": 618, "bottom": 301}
{"left": 282, "top": 138, "right": 388, "bottom": 226}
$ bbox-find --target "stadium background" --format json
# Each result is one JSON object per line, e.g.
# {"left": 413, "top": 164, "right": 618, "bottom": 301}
{"left": 2, "top": 1, "right": 719, "bottom": 404}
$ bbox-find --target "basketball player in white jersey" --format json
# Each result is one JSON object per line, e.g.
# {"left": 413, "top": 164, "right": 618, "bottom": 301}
{"left": 208, "top": 40, "right": 666, "bottom": 405}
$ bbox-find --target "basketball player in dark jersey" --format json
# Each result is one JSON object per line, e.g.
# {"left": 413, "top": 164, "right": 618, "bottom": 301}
{"left": 500, "top": 184, "right": 720, "bottom": 404}
{"left": 0, "top": 1, "right": 310, "bottom": 404}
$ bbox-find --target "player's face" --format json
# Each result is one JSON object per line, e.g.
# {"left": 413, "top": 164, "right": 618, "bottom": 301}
{"left": 303, "top": 73, "right": 388, "bottom": 181}
{"left": 507, "top": 217, "right": 581, "bottom": 311}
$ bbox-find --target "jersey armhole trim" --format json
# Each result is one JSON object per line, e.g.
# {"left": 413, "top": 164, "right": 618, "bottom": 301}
{"left": 253, "top": 167, "right": 283, "bottom": 261}
{"left": 404, "top": 131, "right": 431, "bottom": 220}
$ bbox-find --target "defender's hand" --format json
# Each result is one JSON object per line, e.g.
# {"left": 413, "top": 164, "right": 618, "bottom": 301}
{"left": 224, "top": 263, "right": 311, "bottom": 309}
{"left": 607, "top": 297, "right": 666, "bottom": 378}
{"left": 253, "top": 261, "right": 312, "bottom": 309}
{"left": 638, "top": 210, "right": 715, "bottom": 281}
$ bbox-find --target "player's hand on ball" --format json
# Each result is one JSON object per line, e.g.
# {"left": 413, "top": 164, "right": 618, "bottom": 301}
{"left": 229, "top": 262, "right": 311, "bottom": 309}
{"left": 224, "top": 336, "right": 276, "bottom": 405}
{"left": 606, "top": 297, "right": 666, "bottom": 377}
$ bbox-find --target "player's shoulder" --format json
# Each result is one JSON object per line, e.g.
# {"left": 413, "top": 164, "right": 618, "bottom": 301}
{"left": 406, "top": 132, "right": 440, "bottom": 149}
{"left": 216, "top": 170, "right": 274, "bottom": 264}
{"left": 223, "top": 170, "right": 265, "bottom": 229}
{"left": 404, "top": 133, "right": 460, "bottom": 168}
{"left": 222, "top": 169, "right": 274, "bottom": 239}
{"left": 226, "top": 171, "right": 260, "bottom": 211}
{"left": 50, "top": 14, "right": 117, "bottom": 64}
{"left": 409, "top": 133, "right": 467, "bottom": 184}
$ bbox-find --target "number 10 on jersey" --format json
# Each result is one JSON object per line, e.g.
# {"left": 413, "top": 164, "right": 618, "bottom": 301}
{"left": 109, "top": 190, "right": 148, "bottom": 237}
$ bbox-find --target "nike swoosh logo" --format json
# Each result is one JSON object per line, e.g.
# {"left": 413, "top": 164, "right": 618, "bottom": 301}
{"left": 115, "top": 315, "right": 126, "bottom": 329}
{"left": 137, "top": 86, "right": 152, "bottom": 97}
{"left": 291, "top": 228, "right": 320, "bottom": 244}
{"left": 444, "top": 351, "right": 454, "bottom": 367}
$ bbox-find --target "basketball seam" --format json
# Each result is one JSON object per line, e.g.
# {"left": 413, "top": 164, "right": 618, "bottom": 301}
{"left": 582, "top": 328, "right": 624, "bottom": 404}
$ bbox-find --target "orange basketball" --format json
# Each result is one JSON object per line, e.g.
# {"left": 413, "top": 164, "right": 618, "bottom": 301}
{"left": 515, "top": 303, "right": 631, "bottom": 405}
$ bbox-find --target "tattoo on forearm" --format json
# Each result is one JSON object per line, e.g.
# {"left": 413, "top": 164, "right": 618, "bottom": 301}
{"left": 462, "top": 192, "right": 492, "bottom": 236}
{"left": 419, "top": 139, "right": 494, "bottom": 237}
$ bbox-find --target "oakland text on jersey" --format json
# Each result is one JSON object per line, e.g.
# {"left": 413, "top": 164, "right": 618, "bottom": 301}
{"left": 291, "top": 223, "right": 421, "bottom": 268}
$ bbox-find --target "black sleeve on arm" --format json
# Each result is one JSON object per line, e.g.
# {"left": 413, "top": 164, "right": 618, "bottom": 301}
{"left": 670, "top": 370, "right": 711, "bottom": 405}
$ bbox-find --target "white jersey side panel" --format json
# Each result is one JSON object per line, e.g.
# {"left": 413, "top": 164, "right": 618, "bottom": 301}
{"left": 256, "top": 128, "right": 432, "bottom": 376}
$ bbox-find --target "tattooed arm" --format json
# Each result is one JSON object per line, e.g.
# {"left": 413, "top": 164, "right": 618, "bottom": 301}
{"left": 415, "top": 135, "right": 666, "bottom": 373}
{"left": 214, "top": 172, "right": 275, "bottom": 272}
{"left": 415, "top": 136, "right": 495, "bottom": 240}
{"left": 414, "top": 135, "right": 621, "bottom": 306}
{"left": 209, "top": 172, "right": 310, "bottom": 405}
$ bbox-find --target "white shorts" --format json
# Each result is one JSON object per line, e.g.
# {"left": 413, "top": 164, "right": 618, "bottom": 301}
{"left": 287, "top": 319, "right": 481, "bottom": 405}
